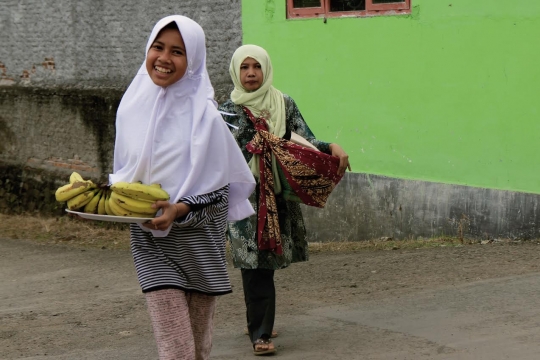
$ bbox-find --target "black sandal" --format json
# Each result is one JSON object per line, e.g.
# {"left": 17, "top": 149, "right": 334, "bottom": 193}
{"left": 253, "top": 338, "right": 276, "bottom": 356}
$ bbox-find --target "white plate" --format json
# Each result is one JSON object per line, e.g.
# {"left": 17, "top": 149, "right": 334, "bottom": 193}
{"left": 65, "top": 210, "right": 153, "bottom": 223}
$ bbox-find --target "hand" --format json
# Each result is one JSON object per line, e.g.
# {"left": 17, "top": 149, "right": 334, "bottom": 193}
{"left": 142, "top": 201, "right": 191, "bottom": 231}
{"left": 329, "top": 143, "right": 351, "bottom": 176}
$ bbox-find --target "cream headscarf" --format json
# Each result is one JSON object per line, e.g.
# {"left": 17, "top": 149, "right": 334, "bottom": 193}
{"left": 111, "top": 15, "right": 255, "bottom": 237}
{"left": 229, "top": 45, "right": 286, "bottom": 191}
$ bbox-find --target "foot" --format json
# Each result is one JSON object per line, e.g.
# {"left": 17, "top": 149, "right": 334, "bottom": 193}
{"left": 245, "top": 328, "right": 278, "bottom": 338}
{"left": 253, "top": 338, "right": 276, "bottom": 356}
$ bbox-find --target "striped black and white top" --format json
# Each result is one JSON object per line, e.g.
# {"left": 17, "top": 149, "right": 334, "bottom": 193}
{"left": 129, "top": 185, "right": 231, "bottom": 296}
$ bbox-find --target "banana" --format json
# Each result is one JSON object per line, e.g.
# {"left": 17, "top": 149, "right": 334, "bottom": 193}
{"left": 108, "top": 195, "right": 152, "bottom": 218}
{"left": 55, "top": 180, "right": 95, "bottom": 202}
{"left": 104, "top": 190, "right": 115, "bottom": 216}
{"left": 67, "top": 189, "right": 98, "bottom": 211}
{"left": 97, "top": 190, "right": 107, "bottom": 215}
{"left": 84, "top": 189, "right": 103, "bottom": 214}
{"left": 110, "top": 182, "right": 170, "bottom": 201}
{"left": 69, "top": 171, "right": 85, "bottom": 184}
{"left": 110, "top": 191, "right": 157, "bottom": 215}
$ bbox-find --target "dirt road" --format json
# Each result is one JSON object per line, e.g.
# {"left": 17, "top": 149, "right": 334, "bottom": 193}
{"left": 2, "top": 237, "right": 540, "bottom": 359}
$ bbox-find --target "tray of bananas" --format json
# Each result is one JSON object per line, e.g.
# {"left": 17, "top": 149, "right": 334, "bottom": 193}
{"left": 56, "top": 172, "right": 170, "bottom": 223}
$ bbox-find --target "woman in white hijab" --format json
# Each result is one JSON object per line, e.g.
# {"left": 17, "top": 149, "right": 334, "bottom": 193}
{"left": 110, "top": 16, "right": 255, "bottom": 359}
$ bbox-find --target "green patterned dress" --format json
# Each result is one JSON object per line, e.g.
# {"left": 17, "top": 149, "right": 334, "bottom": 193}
{"left": 218, "top": 95, "right": 331, "bottom": 270}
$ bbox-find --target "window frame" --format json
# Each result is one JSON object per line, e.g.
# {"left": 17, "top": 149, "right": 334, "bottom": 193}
{"left": 286, "top": 0, "right": 411, "bottom": 19}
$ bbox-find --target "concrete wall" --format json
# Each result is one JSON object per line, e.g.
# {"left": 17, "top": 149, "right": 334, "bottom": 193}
{"left": 1, "top": 0, "right": 241, "bottom": 101}
{"left": 0, "top": 87, "right": 120, "bottom": 213}
{"left": 0, "top": 0, "right": 241, "bottom": 214}
{"left": 303, "top": 173, "right": 540, "bottom": 242}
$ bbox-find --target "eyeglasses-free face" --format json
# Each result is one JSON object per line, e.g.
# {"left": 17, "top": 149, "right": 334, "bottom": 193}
{"left": 240, "top": 57, "right": 263, "bottom": 92}
{"left": 146, "top": 28, "right": 188, "bottom": 88}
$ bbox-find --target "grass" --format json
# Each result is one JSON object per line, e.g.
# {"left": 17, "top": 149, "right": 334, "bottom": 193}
{"left": 0, "top": 213, "right": 487, "bottom": 252}
{"left": 0, "top": 213, "right": 131, "bottom": 250}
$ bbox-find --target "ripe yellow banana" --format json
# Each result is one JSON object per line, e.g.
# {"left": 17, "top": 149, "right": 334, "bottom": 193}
{"left": 110, "top": 182, "right": 170, "bottom": 201}
{"left": 104, "top": 190, "right": 114, "bottom": 216}
{"left": 56, "top": 180, "right": 96, "bottom": 202}
{"left": 110, "top": 191, "right": 157, "bottom": 215}
{"left": 108, "top": 195, "right": 152, "bottom": 218}
{"left": 67, "top": 189, "right": 98, "bottom": 210}
{"left": 84, "top": 189, "right": 103, "bottom": 214}
{"left": 69, "top": 171, "right": 85, "bottom": 184}
{"left": 97, "top": 190, "right": 107, "bottom": 215}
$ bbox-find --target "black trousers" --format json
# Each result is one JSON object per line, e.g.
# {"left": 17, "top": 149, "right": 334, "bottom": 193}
{"left": 241, "top": 268, "right": 275, "bottom": 343}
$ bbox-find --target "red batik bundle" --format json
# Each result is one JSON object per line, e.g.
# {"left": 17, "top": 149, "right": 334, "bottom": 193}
{"left": 243, "top": 107, "right": 343, "bottom": 255}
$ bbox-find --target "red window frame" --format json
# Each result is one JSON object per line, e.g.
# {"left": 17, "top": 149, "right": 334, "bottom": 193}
{"left": 287, "top": 0, "right": 411, "bottom": 19}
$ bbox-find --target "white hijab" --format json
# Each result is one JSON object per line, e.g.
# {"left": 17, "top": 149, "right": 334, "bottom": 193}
{"left": 110, "top": 15, "right": 255, "bottom": 236}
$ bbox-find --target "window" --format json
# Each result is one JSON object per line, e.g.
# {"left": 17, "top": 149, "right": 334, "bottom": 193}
{"left": 287, "top": 0, "right": 411, "bottom": 19}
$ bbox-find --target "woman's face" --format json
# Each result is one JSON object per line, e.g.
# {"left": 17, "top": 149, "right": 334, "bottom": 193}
{"left": 146, "top": 28, "right": 188, "bottom": 88}
{"left": 240, "top": 57, "right": 263, "bottom": 92}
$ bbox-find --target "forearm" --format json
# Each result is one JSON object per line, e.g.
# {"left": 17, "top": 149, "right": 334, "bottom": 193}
{"left": 172, "top": 202, "right": 191, "bottom": 219}
{"left": 174, "top": 185, "right": 229, "bottom": 228}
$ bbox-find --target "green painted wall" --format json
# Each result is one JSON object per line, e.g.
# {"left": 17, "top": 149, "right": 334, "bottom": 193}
{"left": 242, "top": 0, "right": 540, "bottom": 194}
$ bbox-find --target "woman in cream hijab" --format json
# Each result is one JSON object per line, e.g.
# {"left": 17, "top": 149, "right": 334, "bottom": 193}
{"left": 219, "top": 44, "right": 350, "bottom": 355}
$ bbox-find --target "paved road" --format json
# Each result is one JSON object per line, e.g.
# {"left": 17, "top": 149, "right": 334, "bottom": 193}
{"left": 2, "top": 238, "right": 540, "bottom": 359}
{"left": 212, "top": 274, "right": 540, "bottom": 359}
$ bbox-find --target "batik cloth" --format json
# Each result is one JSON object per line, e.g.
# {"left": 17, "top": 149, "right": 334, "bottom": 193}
{"left": 219, "top": 95, "right": 335, "bottom": 270}
{"left": 243, "top": 106, "right": 343, "bottom": 255}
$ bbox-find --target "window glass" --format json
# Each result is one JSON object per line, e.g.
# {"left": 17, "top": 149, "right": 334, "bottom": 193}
{"left": 288, "top": 0, "right": 410, "bottom": 18}
{"left": 293, "top": 0, "right": 322, "bottom": 7}
{"left": 330, "top": 0, "right": 366, "bottom": 12}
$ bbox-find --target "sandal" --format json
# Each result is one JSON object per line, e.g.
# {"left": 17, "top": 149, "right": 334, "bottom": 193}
{"left": 253, "top": 338, "right": 276, "bottom": 356}
{"left": 245, "top": 328, "right": 278, "bottom": 338}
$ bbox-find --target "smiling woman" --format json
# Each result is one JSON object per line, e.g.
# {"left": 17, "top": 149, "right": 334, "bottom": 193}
{"left": 108, "top": 15, "right": 255, "bottom": 360}
{"left": 145, "top": 22, "right": 188, "bottom": 88}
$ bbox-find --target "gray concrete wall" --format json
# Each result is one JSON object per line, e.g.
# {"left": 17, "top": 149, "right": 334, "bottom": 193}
{"left": 0, "top": 0, "right": 241, "bottom": 213}
{"left": 0, "top": 87, "right": 121, "bottom": 213}
{"left": 1, "top": 0, "right": 241, "bottom": 101}
{"left": 303, "top": 173, "right": 540, "bottom": 242}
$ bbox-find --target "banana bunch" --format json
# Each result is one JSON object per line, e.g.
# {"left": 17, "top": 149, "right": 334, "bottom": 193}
{"left": 56, "top": 173, "right": 171, "bottom": 219}
{"left": 108, "top": 182, "right": 170, "bottom": 218}
{"left": 55, "top": 172, "right": 100, "bottom": 211}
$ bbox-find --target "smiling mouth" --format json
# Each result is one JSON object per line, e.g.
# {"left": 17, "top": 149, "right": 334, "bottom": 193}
{"left": 155, "top": 66, "right": 172, "bottom": 74}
